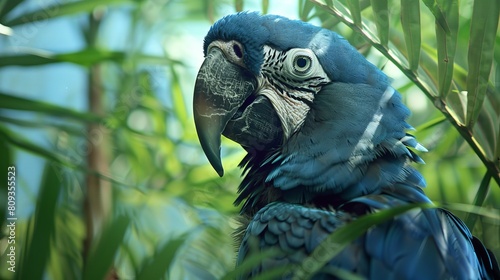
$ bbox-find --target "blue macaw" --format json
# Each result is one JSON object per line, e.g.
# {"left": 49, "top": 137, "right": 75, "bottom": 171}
{"left": 193, "top": 12, "right": 499, "bottom": 279}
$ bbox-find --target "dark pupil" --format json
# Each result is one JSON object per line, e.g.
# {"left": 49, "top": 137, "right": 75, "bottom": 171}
{"left": 297, "top": 57, "right": 307, "bottom": 68}
{"left": 233, "top": 44, "right": 243, "bottom": 58}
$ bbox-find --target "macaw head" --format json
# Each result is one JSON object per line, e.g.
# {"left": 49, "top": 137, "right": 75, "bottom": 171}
{"left": 194, "top": 12, "right": 425, "bottom": 205}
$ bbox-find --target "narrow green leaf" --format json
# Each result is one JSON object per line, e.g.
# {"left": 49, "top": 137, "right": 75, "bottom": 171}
{"left": 473, "top": 88, "right": 499, "bottom": 160}
{"left": 0, "top": 0, "right": 23, "bottom": 20}
{"left": 16, "top": 163, "right": 61, "bottom": 280}
{"left": 83, "top": 216, "right": 130, "bottom": 280}
{"left": 136, "top": 234, "right": 187, "bottom": 279}
{"left": 0, "top": 115, "right": 84, "bottom": 135}
{"left": 435, "top": 0, "right": 458, "bottom": 98}
{"left": 0, "top": 125, "right": 73, "bottom": 167}
{"left": 370, "top": 0, "right": 389, "bottom": 47}
{"left": 0, "top": 54, "right": 57, "bottom": 67}
{"left": 400, "top": 0, "right": 421, "bottom": 71}
{"left": 0, "top": 125, "right": 133, "bottom": 188}
{"left": 234, "top": 0, "right": 243, "bottom": 12}
{"left": 346, "top": 0, "right": 361, "bottom": 27}
{"left": 465, "top": 172, "right": 492, "bottom": 230}
{"left": 4, "top": 0, "right": 134, "bottom": 27}
{"left": 466, "top": 0, "right": 499, "bottom": 127}
{"left": 293, "top": 203, "right": 435, "bottom": 279}
{"left": 299, "top": 0, "right": 315, "bottom": 21}
{"left": 444, "top": 202, "right": 500, "bottom": 221}
{"left": 0, "top": 93, "right": 100, "bottom": 122}
{"left": 261, "top": 0, "right": 269, "bottom": 14}
{"left": 414, "top": 115, "right": 447, "bottom": 132}
{"left": 421, "top": 0, "right": 450, "bottom": 34}
{"left": 0, "top": 49, "right": 174, "bottom": 67}
{"left": 221, "top": 249, "right": 282, "bottom": 280}
{"left": 0, "top": 48, "right": 124, "bottom": 67}
{"left": 170, "top": 65, "right": 188, "bottom": 128}
{"left": 0, "top": 135, "right": 12, "bottom": 223}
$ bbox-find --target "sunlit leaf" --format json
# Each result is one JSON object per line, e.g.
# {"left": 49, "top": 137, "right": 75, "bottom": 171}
{"left": 466, "top": 0, "right": 499, "bottom": 127}
{"left": 414, "top": 115, "right": 447, "bottom": 132}
{"left": 346, "top": 0, "right": 361, "bottom": 27}
{"left": 400, "top": 0, "right": 420, "bottom": 71}
{"left": 299, "top": 0, "right": 315, "bottom": 21}
{"left": 370, "top": 0, "right": 389, "bottom": 47}
{"left": 421, "top": 0, "right": 450, "bottom": 34}
{"left": 0, "top": 49, "right": 175, "bottom": 68}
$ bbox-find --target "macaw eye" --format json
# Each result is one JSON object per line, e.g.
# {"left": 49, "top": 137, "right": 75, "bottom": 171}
{"left": 293, "top": 55, "right": 312, "bottom": 74}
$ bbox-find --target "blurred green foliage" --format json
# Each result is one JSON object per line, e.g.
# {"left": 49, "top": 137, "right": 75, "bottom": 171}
{"left": 0, "top": 0, "right": 498, "bottom": 279}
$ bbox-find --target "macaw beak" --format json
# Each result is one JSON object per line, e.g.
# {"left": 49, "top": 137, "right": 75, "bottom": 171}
{"left": 193, "top": 46, "right": 257, "bottom": 176}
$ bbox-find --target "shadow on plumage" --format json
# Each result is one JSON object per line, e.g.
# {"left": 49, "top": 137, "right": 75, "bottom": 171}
{"left": 193, "top": 12, "right": 500, "bottom": 280}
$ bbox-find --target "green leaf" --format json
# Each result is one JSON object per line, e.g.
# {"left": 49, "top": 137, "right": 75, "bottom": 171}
{"left": 0, "top": 0, "right": 23, "bottom": 21}
{"left": 370, "top": 0, "right": 389, "bottom": 47}
{"left": 0, "top": 125, "right": 73, "bottom": 167}
{"left": 346, "top": 0, "right": 361, "bottom": 27}
{"left": 435, "top": 0, "right": 458, "bottom": 98}
{"left": 136, "top": 234, "right": 187, "bottom": 279}
{"left": 4, "top": 0, "right": 135, "bottom": 27}
{"left": 0, "top": 48, "right": 124, "bottom": 67}
{"left": 293, "top": 203, "right": 435, "bottom": 279}
{"left": 473, "top": 86, "right": 500, "bottom": 160}
{"left": 0, "top": 135, "right": 12, "bottom": 224}
{"left": 465, "top": 171, "right": 492, "bottom": 230}
{"left": 0, "top": 93, "right": 100, "bottom": 122}
{"left": 83, "top": 215, "right": 131, "bottom": 280}
{"left": 234, "top": 0, "right": 243, "bottom": 12}
{"left": 421, "top": 0, "right": 450, "bottom": 34}
{"left": 400, "top": 0, "right": 421, "bottom": 71}
{"left": 414, "top": 115, "right": 447, "bottom": 132}
{"left": 0, "top": 125, "right": 132, "bottom": 188}
{"left": 299, "top": 0, "right": 316, "bottom": 21}
{"left": 261, "top": 0, "right": 269, "bottom": 14}
{"left": 0, "top": 49, "right": 175, "bottom": 68}
{"left": 16, "top": 163, "right": 62, "bottom": 280}
{"left": 466, "top": 0, "right": 499, "bottom": 127}
{"left": 170, "top": 65, "right": 189, "bottom": 129}
{"left": 221, "top": 248, "right": 283, "bottom": 280}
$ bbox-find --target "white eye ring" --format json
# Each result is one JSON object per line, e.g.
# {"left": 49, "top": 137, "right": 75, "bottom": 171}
{"left": 293, "top": 55, "right": 312, "bottom": 74}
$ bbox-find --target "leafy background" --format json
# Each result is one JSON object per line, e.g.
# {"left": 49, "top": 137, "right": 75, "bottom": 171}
{"left": 0, "top": 0, "right": 498, "bottom": 279}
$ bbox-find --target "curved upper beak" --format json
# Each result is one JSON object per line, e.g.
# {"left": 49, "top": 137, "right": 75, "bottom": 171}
{"left": 193, "top": 47, "right": 257, "bottom": 176}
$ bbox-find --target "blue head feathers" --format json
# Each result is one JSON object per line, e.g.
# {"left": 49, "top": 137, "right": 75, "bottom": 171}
{"left": 204, "top": 12, "right": 388, "bottom": 90}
